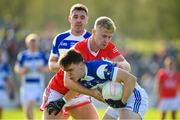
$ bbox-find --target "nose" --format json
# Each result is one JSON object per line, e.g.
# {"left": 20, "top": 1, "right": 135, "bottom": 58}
{"left": 76, "top": 18, "right": 82, "bottom": 23}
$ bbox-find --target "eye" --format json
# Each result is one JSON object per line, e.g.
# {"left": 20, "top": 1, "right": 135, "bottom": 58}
{"left": 80, "top": 15, "right": 85, "bottom": 20}
{"left": 73, "top": 15, "right": 78, "bottom": 19}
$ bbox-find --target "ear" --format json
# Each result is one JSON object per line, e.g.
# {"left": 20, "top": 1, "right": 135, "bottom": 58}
{"left": 92, "top": 28, "right": 96, "bottom": 35}
{"left": 79, "top": 62, "right": 84, "bottom": 69}
{"left": 68, "top": 16, "right": 71, "bottom": 24}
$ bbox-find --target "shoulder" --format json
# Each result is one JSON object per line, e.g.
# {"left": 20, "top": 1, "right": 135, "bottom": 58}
{"left": 107, "top": 41, "right": 116, "bottom": 48}
{"left": 83, "top": 31, "right": 91, "bottom": 38}
{"left": 17, "top": 50, "right": 28, "bottom": 59}
{"left": 75, "top": 38, "right": 88, "bottom": 48}
{"left": 157, "top": 68, "right": 166, "bottom": 78}
{"left": 55, "top": 30, "right": 71, "bottom": 40}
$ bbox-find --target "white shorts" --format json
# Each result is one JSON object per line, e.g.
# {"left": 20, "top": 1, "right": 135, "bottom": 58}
{"left": 20, "top": 84, "right": 43, "bottom": 106}
{"left": 40, "top": 87, "right": 91, "bottom": 112}
{"left": 105, "top": 85, "right": 149, "bottom": 120}
{"left": 159, "top": 97, "right": 179, "bottom": 111}
{"left": 0, "top": 90, "right": 8, "bottom": 107}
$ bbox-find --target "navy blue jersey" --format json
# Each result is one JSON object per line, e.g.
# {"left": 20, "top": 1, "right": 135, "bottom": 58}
{"left": 79, "top": 60, "right": 118, "bottom": 89}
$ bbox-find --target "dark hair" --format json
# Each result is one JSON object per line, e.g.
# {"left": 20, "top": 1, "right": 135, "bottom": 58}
{"left": 70, "top": 3, "right": 88, "bottom": 15}
{"left": 59, "top": 49, "right": 83, "bottom": 69}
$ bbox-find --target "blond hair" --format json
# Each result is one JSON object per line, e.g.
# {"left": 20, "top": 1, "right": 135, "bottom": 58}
{"left": 94, "top": 16, "right": 116, "bottom": 32}
{"left": 25, "top": 33, "right": 39, "bottom": 45}
{"left": 70, "top": 3, "right": 88, "bottom": 15}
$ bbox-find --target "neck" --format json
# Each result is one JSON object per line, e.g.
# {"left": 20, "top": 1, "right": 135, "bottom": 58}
{"left": 71, "top": 30, "right": 84, "bottom": 36}
{"left": 89, "top": 37, "right": 99, "bottom": 53}
{"left": 29, "top": 48, "right": 38, "bottom": 53}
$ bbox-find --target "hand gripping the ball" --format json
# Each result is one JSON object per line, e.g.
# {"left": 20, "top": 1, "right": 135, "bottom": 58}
{"left": 105, "top": 99, "right": 127, "bottom": 108}
{"left": 47, "top": 97, "right": 66, "bottom": 115}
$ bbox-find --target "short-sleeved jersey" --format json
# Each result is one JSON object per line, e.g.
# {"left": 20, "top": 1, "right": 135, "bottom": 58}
{"left": 156, "top": 68, "right": 180, "bottom": 98}
{"left": 48, "top": 30, "right": 91, "bottom": 94}
{"left": 16, "top": 50, "right": 48, "bottom": 87}
{"left": 79, "top": 60, "right": 118, "bottom": 89}
{"left": 74, "top": 39, "right": 121, "bottom": 61}
{"left": 0, "top": 63, "right": 11, "bottom": 90}
{"left": 51, "top": 30, "right": 91, "bottom": 57}
{"left": 48, "top": 38, "right": 121, "bottom": 94}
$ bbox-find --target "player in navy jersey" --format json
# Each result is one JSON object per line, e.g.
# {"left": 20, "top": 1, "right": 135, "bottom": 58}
{"left": 14, "top": 33, "right": 49, "bottom": 120}
{"left": 41, "top": 3, "right": 99, "bottom": 120}
{"left": 54, "top": 49, "right": 148, "bottom": 120}
{"left": 0, "top": 49, "right": 14, "bottom": 119}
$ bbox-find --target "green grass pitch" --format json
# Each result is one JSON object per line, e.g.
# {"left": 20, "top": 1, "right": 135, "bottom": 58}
{"left": 2, "top": 107, "right": 180, "bottom": 119}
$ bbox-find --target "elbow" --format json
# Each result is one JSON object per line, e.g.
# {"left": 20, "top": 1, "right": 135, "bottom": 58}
{"left": 48, "top": 64, "right": 58, "bottom": 72}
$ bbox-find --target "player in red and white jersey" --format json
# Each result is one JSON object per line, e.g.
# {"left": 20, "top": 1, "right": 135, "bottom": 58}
{"left": 74, "top": 39, "right": 120, "bottom": 61}
{"left": 44, "top": 16, "right": 132, "bottom": 119}
{"left": 156, "top": 56, "right": 180, "bottom": 120}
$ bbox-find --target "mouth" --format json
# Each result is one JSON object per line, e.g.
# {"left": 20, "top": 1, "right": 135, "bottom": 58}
{"left": 75, "top": 24, "right": 82, "bottom": 27}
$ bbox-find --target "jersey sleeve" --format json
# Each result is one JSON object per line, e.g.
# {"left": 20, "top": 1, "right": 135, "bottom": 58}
{"left": 41, "top": 52, "right": 49, "bottom": 65}
{"left": 16, "top": 52, "right": 24, "bottom": 67}
{"left": 51, "top": 35, "right": 60, "bottom": 57}
{"left": 74, "top": 41, "right": 83, "bottom": 53}
{"left": 107, "top": 41, "right": 121, "bottom": 59}
{"left": 156, "top": 69, "right": 164, "bottom": 81}
{"left": 97, "top": 63, "right": 118, "bottom": 81}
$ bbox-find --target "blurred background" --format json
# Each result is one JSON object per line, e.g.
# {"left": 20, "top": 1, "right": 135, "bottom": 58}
{"left": 0, "top": 0, "right": 180, "bottom": 119}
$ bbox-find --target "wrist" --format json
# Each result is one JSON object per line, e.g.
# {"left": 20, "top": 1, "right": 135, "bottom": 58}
{"left": 62, "top": 97, "right": 67, "bottom": 103}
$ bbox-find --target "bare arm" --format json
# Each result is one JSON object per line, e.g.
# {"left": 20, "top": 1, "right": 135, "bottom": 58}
{"left": 111, "top": 55, "right": 131, "bottom": 72}
{"left": 115, "top": 68, "right": 136, "bottom": 103}
{"left": 38, "top": 65, "right": 49, "bottom": 73}
{"left": 14, "top": 63, "right": 29, "bottom": 75}
{"left": 48, "top": 55, "right": 60, "bottom": 72}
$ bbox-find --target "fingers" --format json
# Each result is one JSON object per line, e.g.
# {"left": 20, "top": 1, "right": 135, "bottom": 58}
{"left": 47, "top": 107, "right": 53, "bottom": 115}
{"left": 54, "top": 110, "right": 60, "bottom": 116}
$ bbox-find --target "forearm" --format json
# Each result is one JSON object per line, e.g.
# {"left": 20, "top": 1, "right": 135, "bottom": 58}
{"left": 38, "top": 66, "right": 49, "bottom": 73}
{"left": 14, "top": 65, "right": 27, "bottom": 75}
{"left": 63, "top": 90, "right": 80, "bottom": 101}
{"left": 64, "top": 78, "right": 94, "bottom": 97}
{"left": 111, "top": 55, "right": 131, "bottom": 72}
{"left": 121, "top": 75, "right": 136, "bottom": 103}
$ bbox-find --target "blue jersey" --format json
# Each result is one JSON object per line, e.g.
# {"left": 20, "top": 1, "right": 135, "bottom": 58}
{"left": 51, "top": 30, "right": 91, "bottom": 57}
{"left": 0, "top": 63, "right": 11, "bottom": 90}
{"left": 79, "top": 60, "right": 118, "bottom": 89}
{"left": 16, "top": 50, "right": 48, "bottom": 86}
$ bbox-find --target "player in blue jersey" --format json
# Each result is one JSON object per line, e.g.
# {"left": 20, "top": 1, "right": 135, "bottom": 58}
{"left": 48, "top": 3, "right": 90, "bottom": 73}
{"left": 14, "top": 33, "right": 49, "bottom": 120}
{"left": 56, "top": 49, "right": 148, "bottom": 120}
{"left": 41, "top": 3, "right": 99, "bottom": 120}
{"left": 0, "top": 49, "right": 14, "bottom": 119}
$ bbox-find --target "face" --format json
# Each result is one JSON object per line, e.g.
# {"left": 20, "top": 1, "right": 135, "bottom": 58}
{"left": 93, "top": 27, "right": 113, "bottom": 49}
{"left": 68, "top": 10, "right": 88, "bottom": 35}
{"left": 64, "top": 62, "right": 84, "bottom": 81}
{"left": 26, "top": 39, "right": 39, "bottom": 51}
